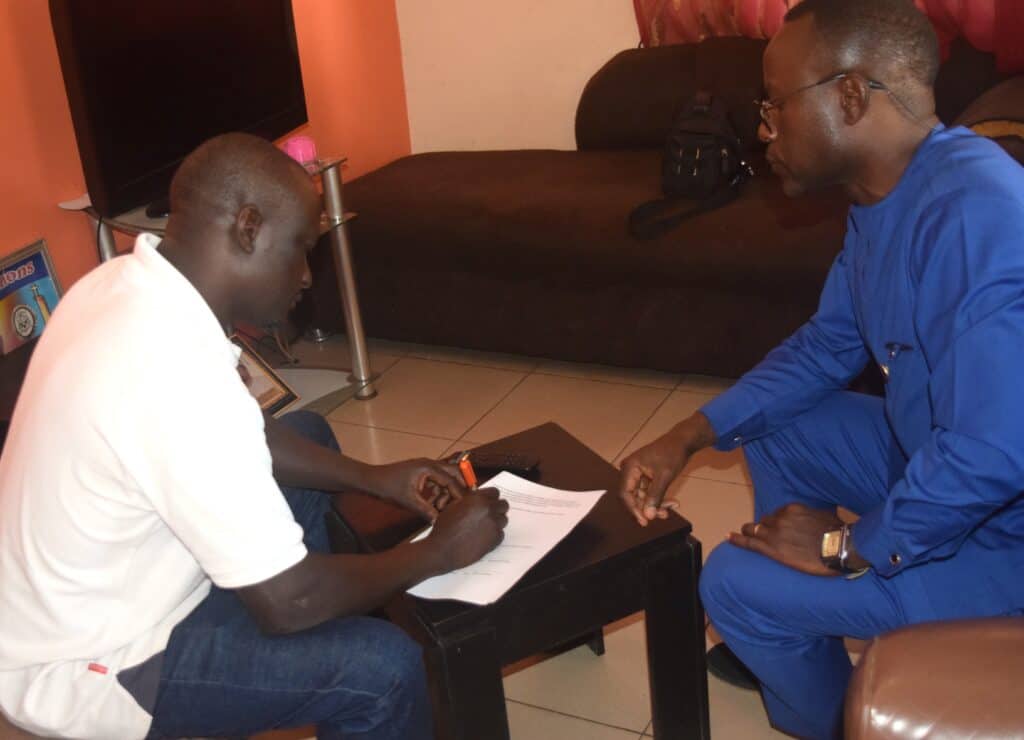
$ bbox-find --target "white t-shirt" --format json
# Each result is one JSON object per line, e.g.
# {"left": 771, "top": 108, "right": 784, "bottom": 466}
{"left": 0, "top": 234, "right": 308, "bottom": 738}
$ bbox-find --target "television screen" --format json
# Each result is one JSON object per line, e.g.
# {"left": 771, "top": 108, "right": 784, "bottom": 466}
{"left": 50, "top": 0, "right": 308, "bottom": 218}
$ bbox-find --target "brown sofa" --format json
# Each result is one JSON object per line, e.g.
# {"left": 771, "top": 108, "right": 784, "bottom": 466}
{"left": 298, "top": 36, "right": 1022, "bottom": 378}
{"left": 845, "top": 617, "right": 1024, "bottom": 739}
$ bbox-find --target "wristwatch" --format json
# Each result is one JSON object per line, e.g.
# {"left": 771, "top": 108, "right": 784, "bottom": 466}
{"left": 821, "top": 523, "right": 857, "bottom": 573}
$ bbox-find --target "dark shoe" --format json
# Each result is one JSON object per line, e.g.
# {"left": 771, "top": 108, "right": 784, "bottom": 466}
{"left": 706, "top": 643, "right": 759, "bottom": 690}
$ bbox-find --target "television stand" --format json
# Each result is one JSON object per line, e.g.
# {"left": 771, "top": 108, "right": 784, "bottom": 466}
{"left": 145, "top": 195, "right": 171, "bottom": 219}
{"left": 70, "top": 158, "right": 378, "bottom": 400}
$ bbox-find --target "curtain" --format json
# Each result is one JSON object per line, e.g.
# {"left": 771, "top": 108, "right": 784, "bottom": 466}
{"left": 633, "top": 0, "right": 1024, "bottom": 73}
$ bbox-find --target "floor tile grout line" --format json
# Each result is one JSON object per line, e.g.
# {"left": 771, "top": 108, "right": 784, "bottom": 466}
{"left": 326, "top": 350, "right": 733, "bottom": 462}
{"left": 505, "top": 698, "right": 648, "bottom": 735}
{"left": 673, "top": 375, "right": 736, "bottom": 396}
{"left": 404, "top": 353, "right": 543, "bottom": 374}
{"left": 674, "top": 388, "right": 724, "bottom": 399}
{"left": 403, "top": 349, "right": 722, "bottom": 392}
{"left": 393, "top": 358, "right": 684, "bottom": 391}
{"left": 324, "top": 353, "right": 406, "bottom": 413}
{"left": 529, "top": 369, "right": 682, "bottom": 392}
{"left": 454, "top": 372, "right": 533, "bottom": 443}
{"left": 326, "top": 421, "right": 459, "bottom": 446}
{"left": 327, "top": 356, "right": 530, "bottom": 442}
{"left": 300, "top": 337, "right": 411, "bottom": 358}
{"left": 609, "top": 387, "right": 676, "bottom": 465}
{"left": 682, "top": 471, "right": 753, "bottom": 489}
{"left": 304, "top": 338, "right": 733, "bottom": 394}
{"left": 326, "top": 343, "right": 729, "bottom": 397}
{"left": 358, "top": 340, "right": 411, "bottom": 359}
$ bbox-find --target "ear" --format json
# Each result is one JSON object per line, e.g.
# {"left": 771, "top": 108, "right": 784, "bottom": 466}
{"left": 837, "top": 75, "right": 871, "bottom": 126}
{"left": 234, "top": 205, "right": 263, "bottom": 255}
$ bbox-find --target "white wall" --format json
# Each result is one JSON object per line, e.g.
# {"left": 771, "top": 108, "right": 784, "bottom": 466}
{"left": 395, "top": 0, "right": 639, "bottom": 152}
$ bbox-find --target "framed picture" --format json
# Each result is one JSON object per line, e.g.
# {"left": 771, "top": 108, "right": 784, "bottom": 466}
{"left": 230, "top": 334, "right": 299, "bottom": 417}
{"left": 0, "top": 239, "right": 62, "bottom": 356}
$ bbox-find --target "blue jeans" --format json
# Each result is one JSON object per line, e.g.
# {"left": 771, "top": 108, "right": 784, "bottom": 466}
{"left": 140, "top": 411, "right": 433, "bottom": 740}
{"left": 699, "top": 392, "right": 1017, "bottom": 739}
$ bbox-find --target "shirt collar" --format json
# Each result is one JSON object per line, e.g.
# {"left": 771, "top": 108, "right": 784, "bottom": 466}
{"left": 132, "top": 233, "right": 239, "bottom": 367}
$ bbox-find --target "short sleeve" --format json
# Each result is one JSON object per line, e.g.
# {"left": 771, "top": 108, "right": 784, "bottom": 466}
{"left": 121, "top": 347, "right": 307, "bottom": 588}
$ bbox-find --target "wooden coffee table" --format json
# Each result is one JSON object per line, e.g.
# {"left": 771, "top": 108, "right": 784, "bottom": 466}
{"left": 331, "top": 422, "right": 709, "bottom": 740}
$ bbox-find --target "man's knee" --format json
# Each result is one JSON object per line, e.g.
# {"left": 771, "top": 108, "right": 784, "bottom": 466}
{"left": 333, "top": 618, "right": 426, "bottom": 699}
{"left": 278, "top": 410, "right": 339, "bottom": 451}
{"left": 699, "top": 542, "right": 762, "bottom": 626}
{"left": 376, "top": 621, "right": 429, "bottom": 697}
{"left": 319, "top": 618, "right": 429, "bottom": 729}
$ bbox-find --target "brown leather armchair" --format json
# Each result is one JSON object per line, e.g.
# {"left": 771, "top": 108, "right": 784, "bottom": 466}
{"left": 845, "top": 617, "right": 1024, "bottom": 739}
{"left": 0, "top": 713, "right": 48, "bottom": 739}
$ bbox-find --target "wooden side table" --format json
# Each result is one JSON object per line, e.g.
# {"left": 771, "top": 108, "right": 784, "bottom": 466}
{"left": 332, "top": 422, "right": 711, "bottom": 740}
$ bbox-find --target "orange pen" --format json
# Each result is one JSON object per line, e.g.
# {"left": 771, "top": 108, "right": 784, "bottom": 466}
{"left": 457, "top": 452, "right": 478, "bottom": 490}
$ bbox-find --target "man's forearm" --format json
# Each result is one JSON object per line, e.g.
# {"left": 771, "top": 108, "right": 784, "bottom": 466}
{"left": 264, "top": 414, "right": 373, "bottom": 492}
{"left": 669, "top": 411, "right": 718, "bottom": 455}
{"left": 238, "top": 541, "right": 444, "bottom": 634}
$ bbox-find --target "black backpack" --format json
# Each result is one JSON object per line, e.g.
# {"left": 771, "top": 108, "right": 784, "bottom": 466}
{"left": 628, "top": 91, "right": 752, "bottom": 240}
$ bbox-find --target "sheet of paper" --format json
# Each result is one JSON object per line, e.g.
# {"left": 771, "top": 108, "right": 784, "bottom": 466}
{"left": 407, "top": 472, "right": 605, "bottom": 605}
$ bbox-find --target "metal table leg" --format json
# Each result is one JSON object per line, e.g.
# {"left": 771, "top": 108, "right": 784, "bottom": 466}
{"left": 95, "top": 218, "right": 118, "bottom": 263}
{"left": 320, "top": 161, "right": 377, "bottom": 400}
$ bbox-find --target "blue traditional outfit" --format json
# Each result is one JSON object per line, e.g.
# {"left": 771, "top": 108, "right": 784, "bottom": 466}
{"left": 699, "top": 125, "right": 1024, "bottom": 738}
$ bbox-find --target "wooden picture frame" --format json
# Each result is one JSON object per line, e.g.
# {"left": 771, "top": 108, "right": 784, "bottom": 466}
{"left": 230, "top": 334, "right": 299, "bottom": 417}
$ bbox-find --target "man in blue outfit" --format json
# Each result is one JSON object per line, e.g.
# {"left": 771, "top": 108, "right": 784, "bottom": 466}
{"left": 617, "top": 0, "right": 1024, "bottom": 737}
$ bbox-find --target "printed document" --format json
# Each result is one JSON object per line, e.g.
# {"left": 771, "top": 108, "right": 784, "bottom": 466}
{"left": 407, "top": 472, "right": 605, "bottom": 605}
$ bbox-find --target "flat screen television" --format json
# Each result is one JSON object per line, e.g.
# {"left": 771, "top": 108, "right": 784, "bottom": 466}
{"left": 50, "top": 0, "right": 308, "bottom": 218}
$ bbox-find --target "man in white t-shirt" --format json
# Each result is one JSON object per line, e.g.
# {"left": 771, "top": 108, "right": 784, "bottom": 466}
{"left": 0, "top": 133, "right": 508, "bottom": 739}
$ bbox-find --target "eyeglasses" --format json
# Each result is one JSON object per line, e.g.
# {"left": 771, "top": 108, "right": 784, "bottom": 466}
{"left": 755, "top": 72, "right": 889, "bottom": 133}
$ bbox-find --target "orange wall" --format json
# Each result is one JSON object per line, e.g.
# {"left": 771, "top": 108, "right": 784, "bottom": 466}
{"left": 0, "top": 1, "right": 98, "bottom": 290}
{"left": 292, "top": 0, "right": 411, "bottom": 181}
{"left": 0, "top": 0, "right": 410, "bottom": 291}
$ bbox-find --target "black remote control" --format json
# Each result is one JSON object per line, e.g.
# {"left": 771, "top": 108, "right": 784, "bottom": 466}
{"left": 446, "top": 450, "right": 541, "bottom": 481}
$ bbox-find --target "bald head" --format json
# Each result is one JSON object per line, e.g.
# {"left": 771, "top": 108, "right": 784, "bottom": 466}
{"left": 160, "top": 132, "right": 322, "bottom": 329}
{"left": 168, "top": 132, "right": 314, "bottom": 231}
{"left": 785, "top": 0, "right": 939, "bottom": 112}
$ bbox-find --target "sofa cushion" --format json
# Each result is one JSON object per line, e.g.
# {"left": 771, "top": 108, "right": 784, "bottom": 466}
{"left": 313, "top": 149, "right": 849, "bottom": 376}
{"left": 346, "top": 149, "right": 845, "bottom": 287}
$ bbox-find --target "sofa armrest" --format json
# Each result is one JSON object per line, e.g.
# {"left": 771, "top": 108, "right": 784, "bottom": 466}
{"left": 953, "top": 75, "right": 1024, "bottom": 165}
{"left": 574, "top": 37, "right": 766, "bottom": 152}
{"left": 845, "top": 617, "right": 1024, "bottom": 739}
{"left": 0, "top": 713, "right": 48, "bottom": 739}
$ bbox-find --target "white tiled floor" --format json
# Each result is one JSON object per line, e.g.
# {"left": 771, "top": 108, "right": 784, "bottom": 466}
{"left": 256, "top": 335, "right": 782, "bottom": 740}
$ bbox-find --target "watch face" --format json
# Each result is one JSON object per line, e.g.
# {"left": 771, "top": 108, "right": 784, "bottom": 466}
{"left": 12, "top": 304, "right": 36, "bottom": 339}
{"left": 821, "top": 530, "right": 842, "bottom": 559}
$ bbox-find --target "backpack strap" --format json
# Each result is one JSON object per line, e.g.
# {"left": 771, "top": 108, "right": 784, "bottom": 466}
{"left": 627, "top": 179, "right": 740, "bottom": 240}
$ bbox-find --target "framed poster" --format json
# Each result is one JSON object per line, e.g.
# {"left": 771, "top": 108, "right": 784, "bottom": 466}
{"left": 0, "top": 240, "right": 62, "bottom": 356}
{"left": 230, "top": 334, "right": 299, "bottom": 417}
